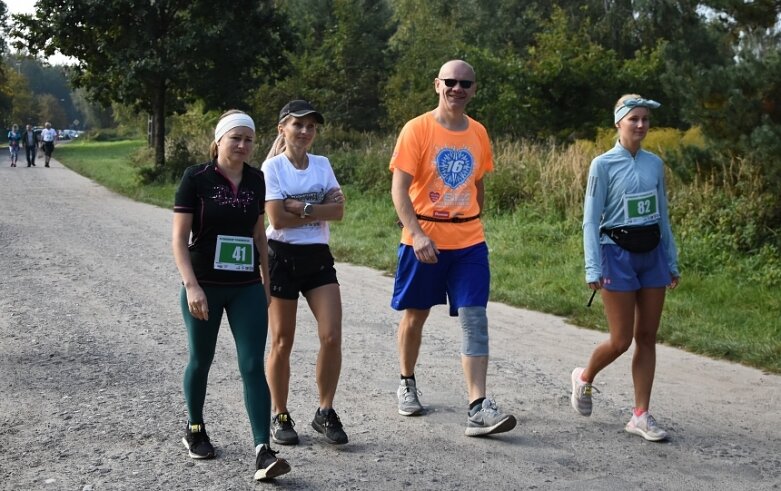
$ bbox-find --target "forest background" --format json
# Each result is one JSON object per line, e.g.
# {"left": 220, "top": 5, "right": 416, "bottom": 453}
{"left": 1, "top": 1, "right": 779, "bottom": 372}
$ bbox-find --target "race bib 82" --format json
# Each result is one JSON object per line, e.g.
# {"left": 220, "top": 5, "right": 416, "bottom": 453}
{"left": 623, "top": 190, "right": 660, "bottom": 224}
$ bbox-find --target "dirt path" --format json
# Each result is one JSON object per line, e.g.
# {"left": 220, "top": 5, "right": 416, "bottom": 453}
{"left": 1, "top": 157, "right": 779, "bottom": 490}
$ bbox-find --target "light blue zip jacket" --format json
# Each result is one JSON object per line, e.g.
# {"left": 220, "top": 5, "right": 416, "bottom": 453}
{"left": 583, "top": 141, "right": 679, "bottom": 283}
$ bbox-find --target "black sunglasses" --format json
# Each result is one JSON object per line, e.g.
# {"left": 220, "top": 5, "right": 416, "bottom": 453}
{"left": 439, "top": 78, "right": 474, "bottom": 89}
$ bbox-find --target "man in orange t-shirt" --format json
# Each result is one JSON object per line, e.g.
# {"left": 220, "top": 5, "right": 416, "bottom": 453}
{"left": 389, "top": 59, "right": 516, "bottom": 437}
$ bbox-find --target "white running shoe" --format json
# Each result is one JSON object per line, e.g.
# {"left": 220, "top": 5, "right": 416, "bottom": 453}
{"left": 570, "top": 367, "right": 598, "bottom": 416}
{"left": 625, "top": 412, "right": 669, "bottom": 442}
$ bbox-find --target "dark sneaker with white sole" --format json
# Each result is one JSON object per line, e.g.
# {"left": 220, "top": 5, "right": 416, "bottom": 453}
{"left": 182, "top": 423, "right": 215, "bottom": 459}
{"left": 271, "top": 412, "right": 299, "bottom": 445}
{"left": 254, "top": 444, "right": 291, "bottom": 481}
{"left": 311, "top": 408, "right": 348, "bottom": 444}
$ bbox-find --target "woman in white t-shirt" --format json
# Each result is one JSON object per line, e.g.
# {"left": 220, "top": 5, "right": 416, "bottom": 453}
{"left": 261, "top": 100, "right": 348, "bottom": 446}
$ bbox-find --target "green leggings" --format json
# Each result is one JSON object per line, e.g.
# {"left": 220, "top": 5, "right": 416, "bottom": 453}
{"left": 181, "top": 283, "right": 270, "bottom": 446}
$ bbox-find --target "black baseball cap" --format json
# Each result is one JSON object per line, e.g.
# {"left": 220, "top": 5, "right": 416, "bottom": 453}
{"left": 278, "top": 100, "right": 325, "bottom": 124}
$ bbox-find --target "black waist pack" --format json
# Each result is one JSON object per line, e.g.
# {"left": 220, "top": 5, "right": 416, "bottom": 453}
{"left": 601, "top": 223, "right": 660, "bottom": 253}
{"left": 268, "top": 240, "right": 334, "bottom": 278}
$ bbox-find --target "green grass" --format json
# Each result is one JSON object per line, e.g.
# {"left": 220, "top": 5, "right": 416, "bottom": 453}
{"left": 56, "top": 140, "right": 177, "bottom": 208}
{"left": 55, "top": 140, "right": 781, "bottom": 374}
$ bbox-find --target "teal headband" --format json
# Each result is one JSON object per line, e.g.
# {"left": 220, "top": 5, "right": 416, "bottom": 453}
{"left": 614, "top": 98, "right": 661, "bottom": 124}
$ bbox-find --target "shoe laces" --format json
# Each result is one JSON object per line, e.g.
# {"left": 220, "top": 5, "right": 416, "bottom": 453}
{"left": 323, "top": 410, "right": 344, "bottom": 429}
{"left": 580, "top": 383, "right": 600, "bottom": 399}
{"left": 479, "top": 398, "right": 501, "bottom": 416}
{"left": 274, "top": 412, "right": 295, "bottom": 429}
{"left": 262, "top": 445, "right": 280, "bottom": 458}
{"left": 257, "top": 445, "right": 280, "bottom": 468}
{"left": 189, "top": 424, "right": 211, "bottom": 444}
{"left": 401, "top": 385, "right": 422, "bottom": 403}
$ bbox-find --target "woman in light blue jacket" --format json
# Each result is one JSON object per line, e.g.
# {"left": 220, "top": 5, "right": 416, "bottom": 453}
{"left": 571, "top": 94, "right": 680, "bottom": 442}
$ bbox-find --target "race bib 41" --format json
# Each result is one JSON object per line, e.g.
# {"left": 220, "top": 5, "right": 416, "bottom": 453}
{"left": 214, "top": 235, "right": 254, "bottom": 272}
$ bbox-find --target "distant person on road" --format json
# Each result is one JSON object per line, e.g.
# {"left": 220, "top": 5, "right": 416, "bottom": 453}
{"left": 40, "top": 122, "right": 57, "bottom": 168}
{"left": 389, "top": 59, "right": 516, "bottom": 437}
{"left": 21, "top": 124, "right": 39, "bottom": 167}
{"left": 172, "top": 110, "right": 290, "bottom": 481}
{"left": 7, "top": 124, "right": 21, "bottom": 167}
{"left": 262, "top": 100, "right": 348, "bottom": 446}
{"left": 572, "top": 94, "right": 680, "bottom": 442}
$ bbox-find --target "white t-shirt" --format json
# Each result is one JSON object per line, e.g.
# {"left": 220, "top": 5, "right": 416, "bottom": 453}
{"left": 261, "top": 153, "right": 340, "bottom": 245}
{"left": 41, "top": 128, "right": 57, "bottom": 142}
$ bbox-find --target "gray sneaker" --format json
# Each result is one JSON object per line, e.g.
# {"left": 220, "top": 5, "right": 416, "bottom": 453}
{"left": 465, "top": 398, "right": 517, "bottom": 437}
{"left": 397, "top": 378, "right": 424, "bottom": 416}
{"left": 571, "top": 367, "right": 599, "bottom": 416}
{"left": 271, "top": 412, "right": 299, "bottom": 445}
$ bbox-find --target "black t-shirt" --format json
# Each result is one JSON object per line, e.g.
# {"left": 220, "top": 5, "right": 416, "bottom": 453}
{"left": 174, "top": 161, "right": 266, "bottom": 286}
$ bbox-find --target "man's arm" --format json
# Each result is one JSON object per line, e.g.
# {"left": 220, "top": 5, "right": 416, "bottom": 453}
{"left": 476, "top": 178, "right": 484, "bottom": 212}
{"left": 391, "top": 170, "right": 422, "bottom": 235}
{"left": 391, "top": 169, "right": 439, "bottom": 263}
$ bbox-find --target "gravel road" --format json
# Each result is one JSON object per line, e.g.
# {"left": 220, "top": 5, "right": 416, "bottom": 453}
{"left": 1, "top": 156, "right": 779, "bottom": 490}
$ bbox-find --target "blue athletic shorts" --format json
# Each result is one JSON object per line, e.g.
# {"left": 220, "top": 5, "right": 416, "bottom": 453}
{"left": 601, "top": 244, "right": 671, "bottom": 291}
{"left": 391, "top": 242, "right": 490, "bottom": 317}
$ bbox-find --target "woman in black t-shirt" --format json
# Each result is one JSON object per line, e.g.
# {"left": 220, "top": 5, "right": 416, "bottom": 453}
{"left": 172, "top": 110, "right": 290, "bottom": 481}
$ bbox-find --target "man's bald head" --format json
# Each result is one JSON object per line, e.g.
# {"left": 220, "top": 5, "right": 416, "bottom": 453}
{"left": 438, "top": 60, "right": 475, "bottom": 80}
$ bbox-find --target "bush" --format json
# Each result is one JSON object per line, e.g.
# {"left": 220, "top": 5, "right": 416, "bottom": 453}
{"left": 671, "top": 156, "right": 781, "bottom": 284}
{"left": 84, "top": 128, "right": 126, "bottom": 142}
{"left": 329, "top": 133, "right": 394, "bottom": 196}
{"left": 485, "top": 138, "right": 593, "bottom": 219}
{"left": 137, "top": 137, "right": 197, "bottom": 184}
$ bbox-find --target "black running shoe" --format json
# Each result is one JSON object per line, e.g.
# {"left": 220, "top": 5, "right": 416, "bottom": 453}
{"left": 182, "top": 423, "right": 215, "bottom": 459}
{"left": 311, "top": 408, "right": 348, "bottom": 444}
{"left": 271, "top": 412, "right": 299, "bottom": 445}
{"left": 253, "top": 445, "right": 291, "bottom": 481}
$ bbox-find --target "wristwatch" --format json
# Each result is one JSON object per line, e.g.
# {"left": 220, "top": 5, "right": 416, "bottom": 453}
{"left": 302, "top": 202, "right": 313, "bottom": 218}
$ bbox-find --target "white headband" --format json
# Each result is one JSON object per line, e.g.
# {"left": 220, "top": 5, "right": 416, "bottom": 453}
{"left": 214, "top": 113, "right": 255, "bottom": 142}
{"left": 614, "top": 98, "right": 661, "bottom": 124}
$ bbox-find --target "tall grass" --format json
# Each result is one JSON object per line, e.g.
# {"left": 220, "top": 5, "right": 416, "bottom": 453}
{"left": 487, "top": 138, "right": 591, "bottom": 218}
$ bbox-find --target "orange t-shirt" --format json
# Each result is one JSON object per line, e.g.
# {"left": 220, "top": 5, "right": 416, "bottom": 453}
{"left": 389, "top": 112, "right": 494, "bottom": 249}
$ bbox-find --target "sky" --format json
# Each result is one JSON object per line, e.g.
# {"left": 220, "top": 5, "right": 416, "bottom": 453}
{"left": 5, "top": 0, "right": 74, "bottom": 65}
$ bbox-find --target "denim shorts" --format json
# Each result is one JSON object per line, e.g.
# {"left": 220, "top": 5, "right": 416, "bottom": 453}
{"left": 601, "top": 244, "right": 672, "bottom": 291}
{"left": 391, "top": 242, "right": 490, "bottom": 317}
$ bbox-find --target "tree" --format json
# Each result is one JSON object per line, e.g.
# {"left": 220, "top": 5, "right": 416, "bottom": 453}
{"left": 37, "top": 93, "right": 68, "bottom": 128}
{"left": 384, "top": 0, "right": 463, "bottom": 129}
{"left": 14, "top": 58, "right": 81, "bottom": 126}
{"left": 317, "top": 0, "right": 395, "bottom": 131}
{"left": 71, "top": 87, "right": 114, "bottom": 130}
{"left": 11, "top": 0, "right": 292, "bottom": 167}
{"left": 0, "top": 1, "right": 12, "bottom": 123}
{"left": 6, "top": 68, "right": 37, "bottom": 125}
{"left": 523, "top": 7, "right": 622, "bottom": 140}
{"left": 250, "top": 0, "right": 394, "bottom": 134}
